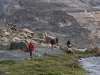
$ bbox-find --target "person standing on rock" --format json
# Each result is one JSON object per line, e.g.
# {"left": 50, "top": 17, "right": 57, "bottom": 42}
{"left": 67, "top": 40, "right": 71, "bottom": 48}
{"left": 55, "top": 37, "right": 59, "bottom": 45}
{"left": 28, "top": 42, "right": 34, "bottom": 58}
{"left": 50, "top": 38, "right": 55, "bottom": 50}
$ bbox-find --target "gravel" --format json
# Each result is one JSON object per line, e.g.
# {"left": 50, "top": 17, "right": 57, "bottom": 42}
{"left": 0, "top": 45, "right": 62, "bottom": 61}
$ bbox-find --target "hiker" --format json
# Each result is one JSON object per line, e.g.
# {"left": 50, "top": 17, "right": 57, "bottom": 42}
{"left": 50, "top": 38, "right": 55, "bottom": 50}
{"left": 67, "top": 40, "right": 71, "bottom": 48}
{"left": 55, "top": 37, "right": 58, "bottom": 45}
{"left": 28, "top": 42, "right": 34, "bottom": 58}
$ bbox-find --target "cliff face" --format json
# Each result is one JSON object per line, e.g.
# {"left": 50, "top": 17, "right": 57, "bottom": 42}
{"left": 0, "top": 0, "right": 100, "bottom": 48}
{"left": 80, "top": 0, "right": 100, "bottom": 7}
{"left": 39, "top": 0, "right": 100, "bottom": 7}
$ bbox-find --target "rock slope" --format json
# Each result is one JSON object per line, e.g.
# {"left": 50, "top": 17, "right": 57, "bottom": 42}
{"left": 0, "top": 0, "right": 100, "bottom": 48}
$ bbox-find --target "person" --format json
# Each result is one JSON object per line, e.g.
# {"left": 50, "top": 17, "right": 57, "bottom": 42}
{"left": 28, "top": 42, "right": 34, "bottom": 58}
{"left": 67, "top": 40, "right": 71, "bottom": 48}
{"left": 55, "top": 37, "right": 58, "bottom": 45}
{"left": 50, "top": 38, "right": 55, "bottom": 50}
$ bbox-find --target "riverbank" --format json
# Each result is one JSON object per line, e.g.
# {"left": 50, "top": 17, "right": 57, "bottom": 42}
{"left": 0, "top": 47, "right": 97, "bottom": 75}
{"left": 0, "top": 53, "right": 87, "bottom": 75}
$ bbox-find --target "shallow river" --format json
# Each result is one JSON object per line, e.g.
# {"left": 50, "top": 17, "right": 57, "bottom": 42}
{"left": 78, "top": 56, "right": 100, "bottom": 75}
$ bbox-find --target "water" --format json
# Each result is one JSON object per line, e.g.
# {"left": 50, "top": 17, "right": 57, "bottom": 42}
{"left": 77, "top": 48, "right": 87, "bottom": 52}
{"left": 78, "top": 56, "right": 100, "bottom": 75}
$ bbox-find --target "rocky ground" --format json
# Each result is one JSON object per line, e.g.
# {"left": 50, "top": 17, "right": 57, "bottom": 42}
{"left": 0, "top": 45, "right": 62, "bottom": 61}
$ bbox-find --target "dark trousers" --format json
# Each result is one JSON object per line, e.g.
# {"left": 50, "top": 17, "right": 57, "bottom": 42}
{"left": 29, "top": 49, "right": 32, "bottom": 58}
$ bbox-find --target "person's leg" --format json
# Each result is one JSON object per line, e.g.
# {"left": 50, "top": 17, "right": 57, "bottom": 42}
{"left": 52, "top": 44, "right": 54, "bottom": 50}
{"left": 29, "top": 50, "right": 32, "bottom": 58}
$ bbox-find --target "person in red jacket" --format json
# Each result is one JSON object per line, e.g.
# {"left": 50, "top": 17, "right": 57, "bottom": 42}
{"left": 28, "top": 42, "right": 34, "bottom": 58}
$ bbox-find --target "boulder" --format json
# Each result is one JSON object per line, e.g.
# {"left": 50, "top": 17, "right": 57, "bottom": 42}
{"left": 54, "top": 45, "right": 59, "bottom": 49}
{"left": 86, "top": 44, "right": 95, "bottom": 52}
{"left": 96, "top": 50, "right": 100, "bottom": 55}
{"left": 42, "top": 32, "right": 56, "bottom": 43}
{"left": 12, "top": 37, "right": 21, "bottom": 42}
{"left": 20, "top": 32, "right": 28, "bottom": 38}
{"left": 40, "top": 43, "right": 46, "bottom": 47}
{"left": 27, "top": 33, "right": 33, "bottom": 38}
{"left": 16, "top": 34, "right": 25, "bottom": 39}
{"left": 94, "top": 46, "right": 100, "bottom": 55}
{"left": 8, "top": 22, "right": 18, "bottom": 28}
{"left": 0, "top": 29, "right": 4, "bottom": 35}
{"left": 31, "top": 40, "right": 36, "bottom": 44}
{"left": 66, "top": 48, "right": 74, "bottom": 54}
{"left": 1, "top": 37, "right": 9, "bottom": 42}
{"left": 10, "top": 41, "right": 28, "bottom": 52}
{"left": 2, "top": 43, "right": 8, "bottom": 46}
{"left": 5, "top": 22, "right": 18, "bottom": 32}
{"left": 25, "top": 39, "right": 36, "bottom": 44}
{"left": 45, "top": 36, "right": 53, "bottom": 43}
{"left": 4, "top": 32, "right": 11, "bottom": 36}
{"left": 25, "top": 39, "right": 31, "bottom": 44}
{"left": 33, "top": 38, "right": 46, "bottom": 44}
{"left": 86, "top": 44, "right": 100, "bottom": 55}
{"left": 22, "top": 28, "right": 34, "bottom": 36}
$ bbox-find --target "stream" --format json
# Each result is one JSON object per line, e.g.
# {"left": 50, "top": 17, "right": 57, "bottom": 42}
{"left": 78, "top": 56, "right": 100, "bottom": 75}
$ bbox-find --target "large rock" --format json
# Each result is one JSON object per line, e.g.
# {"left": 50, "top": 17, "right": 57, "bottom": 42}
{"left": 94, "top": 46, "right": 100, "bottom": 55}
{"left": 42, "top": 32, "right": 56, "bottom": 43}
{"left": 12, "top": 37, "right": 21, "bottom": 42}
{"left": 4, "top": 32, "right": 11, "bottom": 36}
{"left": 0, "top": 30, "right": 5, "bottom": 37}
{"left": 33, "top": 38, "right": 46, "bottom": 44}
{"left": 86, "top": 44, "right": 100, "bottom": 55}
{"left": 16, "top": 34, "right": 25, "bottom": 39}
{"left": 20, "top": 32, "right": 28, "bottom": 38}
{"left": 23, "top": 28, "right": 34, "bottom": 33}
{"left": 86, "top": 44, "right": 95, "bottom": 52}
{"left": 10, "top": 41, "right": 28, "bottom": 52}
{"left": 1, "top": 37, "right": 9, "bottom": 42}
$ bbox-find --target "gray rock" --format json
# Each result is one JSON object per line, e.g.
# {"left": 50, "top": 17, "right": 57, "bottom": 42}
{"left": 10, "top": 41, "right": 28, "bottom": 52}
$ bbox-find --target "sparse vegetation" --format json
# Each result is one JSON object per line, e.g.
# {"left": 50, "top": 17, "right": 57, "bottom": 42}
{"left": 0, "top": 51, "right": 95, "bottom": 75}
{"left": 74, "top": 50, "right": 97, "bottom": 57}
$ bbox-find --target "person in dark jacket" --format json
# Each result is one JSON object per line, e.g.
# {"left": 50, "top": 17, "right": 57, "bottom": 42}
{"left": 55, "top": 37, "right": 58, "bottom": 45}
{"left": 28, "top": 42, "right": 34, "bottom": 58}
{"left": 50, "top": 39, "right": 55, "bottom": 50}
{"left": 67, "top": 40, "right": 71, "bottom": 48}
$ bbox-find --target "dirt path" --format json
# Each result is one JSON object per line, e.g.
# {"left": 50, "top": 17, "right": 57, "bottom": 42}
{"left": 0, "top": 45, "right": 62, "bottom": 61}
